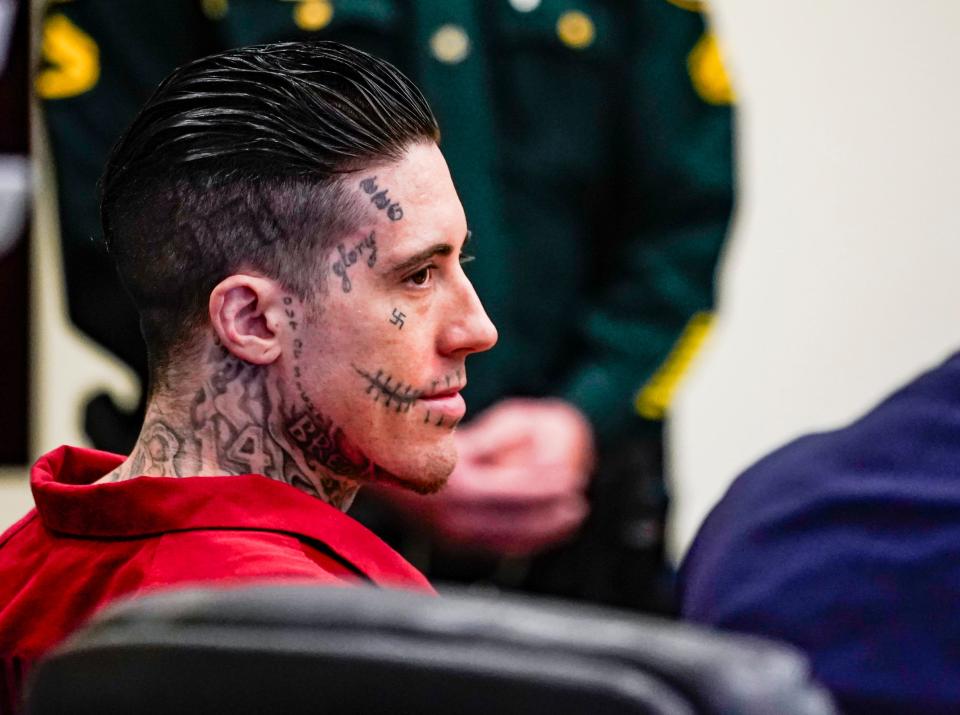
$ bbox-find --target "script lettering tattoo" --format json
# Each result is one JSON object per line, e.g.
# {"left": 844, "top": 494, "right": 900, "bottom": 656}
{"left": 331, "top": 231, "right": 377, "bottom": 293}
{"left": 389, "top": 308, "right": 406, "bottom": 330}
{"left": 282, "top": 300, "right": 371, "bottom": 502}
{"left": 359, "top": 176, "right": 403, "bottom": 220}
{"left": 282, "top": 295, "right": 298, "bottom": 331}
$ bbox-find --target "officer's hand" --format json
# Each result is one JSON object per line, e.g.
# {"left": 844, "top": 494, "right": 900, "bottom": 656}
{"left": 390, "top": 398, "right": 595, "bottom": 557}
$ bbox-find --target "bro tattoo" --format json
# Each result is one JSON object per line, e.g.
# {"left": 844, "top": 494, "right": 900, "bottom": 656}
{"left": 331, "top": 231, "right": 377, "bottom": 293}
{"left": 359, "top": 176, "right": 403, "bottom": 221}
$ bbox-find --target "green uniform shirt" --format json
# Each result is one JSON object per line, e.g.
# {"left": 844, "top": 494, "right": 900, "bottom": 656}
{"left": 40, "top": 0, "right": 734, "bottom": 447}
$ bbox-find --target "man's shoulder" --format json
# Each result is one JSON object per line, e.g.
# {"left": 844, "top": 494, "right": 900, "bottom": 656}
{"left": 0, "top": 507, "right": 40, "bottom": 550}
{"left": 679, "top": 352, "right": 960, "bottom": 713}
{"left": 689, "top": 350, "right": 960, "bottom": 551}
{"left": 679, "top": 348, "right": 960, "bottom": 638}
{"left": 145, "top": 528, "right": 363, "bottom": 586}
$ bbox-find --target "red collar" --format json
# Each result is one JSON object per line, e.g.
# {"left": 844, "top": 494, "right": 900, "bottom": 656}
{"left": 30, "top": 445, "right": 431, "bottom": 590}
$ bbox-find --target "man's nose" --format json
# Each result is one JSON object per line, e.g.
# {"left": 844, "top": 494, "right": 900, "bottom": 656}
{"left": 439, "top": 275, "right": 498, "bottom": 357}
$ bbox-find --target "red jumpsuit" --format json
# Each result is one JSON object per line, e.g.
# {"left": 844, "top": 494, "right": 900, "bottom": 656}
{"left": 0, "top": 445, "right": 432, "bottom": 711}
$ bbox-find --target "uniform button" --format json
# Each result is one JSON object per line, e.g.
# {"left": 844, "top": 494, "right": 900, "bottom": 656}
{"left": 201, "top": 0, "right": 228, "bottom": 20}
{"left": 509, "top": 0, "right": 541, "bottom": 12}
{"left": 294, "top": 0, "right": 334, "bottom": 31}
{"left": 557, "top": 10, "right": 595, "bottom": 50}
{"left": 430, "top": 24, "right": 470, "bottom": 64}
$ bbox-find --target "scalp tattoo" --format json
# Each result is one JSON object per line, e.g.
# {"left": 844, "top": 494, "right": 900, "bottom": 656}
{"left": 359, "top": 176, "right": 403, "bottom": 221}
{"left": 331, "top": 231, "right": 377, "bottom": 293}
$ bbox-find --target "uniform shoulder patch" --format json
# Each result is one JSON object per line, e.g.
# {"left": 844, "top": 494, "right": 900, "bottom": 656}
{"left": 687, "top": 31, "right": 735, "bottom": 105}
{"left": 36, "top": 13, "right": 99, "bottom": 100}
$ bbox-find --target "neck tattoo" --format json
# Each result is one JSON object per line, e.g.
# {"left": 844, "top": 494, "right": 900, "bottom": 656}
{"left": 100, "top": 340, "right": 364, "bottom": 511}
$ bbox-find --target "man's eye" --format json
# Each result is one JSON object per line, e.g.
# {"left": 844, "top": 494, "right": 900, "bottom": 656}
{"left": 408, "top": 266, "right": 432, "bottom": 286}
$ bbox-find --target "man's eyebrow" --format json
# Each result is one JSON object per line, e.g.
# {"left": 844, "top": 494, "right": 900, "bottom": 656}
{"left": 387, "top": 243, "right": 453, "bottom": 276}
{"left": 386, "top": 232, "right": 472, "bottom": 276}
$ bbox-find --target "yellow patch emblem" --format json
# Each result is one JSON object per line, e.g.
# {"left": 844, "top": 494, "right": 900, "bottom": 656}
{"left": 687, "top": 31, "right": 735, "bottom": 105}
{"left": 36, "top": 13, "right": 99, "bottom": 100}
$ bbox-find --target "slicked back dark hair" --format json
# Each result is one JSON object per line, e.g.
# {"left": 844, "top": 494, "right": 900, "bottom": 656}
{"left": 100, "top": 41, "right": 439, "bottom": 385}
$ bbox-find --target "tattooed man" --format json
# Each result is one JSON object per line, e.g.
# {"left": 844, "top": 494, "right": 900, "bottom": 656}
{"left": 0, "top": 41, "right": 496, "bottom": 708}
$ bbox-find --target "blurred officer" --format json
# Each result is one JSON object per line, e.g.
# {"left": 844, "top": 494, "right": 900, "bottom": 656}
{"left": 38, "top": 0, "right": 733, "bottom": 611}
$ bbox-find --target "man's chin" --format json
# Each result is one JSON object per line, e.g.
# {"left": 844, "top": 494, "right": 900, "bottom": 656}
{"left": 368, "top": 449, "right": 456, "bottom": 495}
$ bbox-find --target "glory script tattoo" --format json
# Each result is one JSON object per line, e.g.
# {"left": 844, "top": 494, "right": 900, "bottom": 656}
{"left": 331, "top": 231, "right": 377, "bottom": 293}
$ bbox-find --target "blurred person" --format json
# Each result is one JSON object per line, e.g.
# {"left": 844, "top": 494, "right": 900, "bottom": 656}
{"left": 0, "top": 40, "right": 496, "bottom": 711}
{"left": 38, "top": 0, "right": 734, "bottom": 611}
{"left": 680, "top": 351, "right": 960, "bottom": 714}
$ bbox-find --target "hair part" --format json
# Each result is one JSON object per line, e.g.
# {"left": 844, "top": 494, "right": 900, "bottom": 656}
{"left": 99, "top": 41, "right": 439, "bottom": 384}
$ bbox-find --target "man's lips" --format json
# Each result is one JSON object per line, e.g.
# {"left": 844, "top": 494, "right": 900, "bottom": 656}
{"left": 419, "top": 387, "right": 466, "bottom": 418}
{"left": 421, "top": 385, "right": 463, "bottom": 400}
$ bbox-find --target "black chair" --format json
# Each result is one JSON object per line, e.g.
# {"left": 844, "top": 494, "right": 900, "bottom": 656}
{"left": 25, "top": 585, "right": 836, "bottom": 715}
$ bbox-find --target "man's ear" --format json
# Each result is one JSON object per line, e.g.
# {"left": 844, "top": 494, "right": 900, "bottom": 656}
{"left": 208, "top": 274, "right": 286, "bottom": 365}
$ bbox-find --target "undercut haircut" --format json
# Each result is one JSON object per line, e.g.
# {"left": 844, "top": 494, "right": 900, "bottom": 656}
{"left": 100, "top": 41, "right": 439, "bottom": 387}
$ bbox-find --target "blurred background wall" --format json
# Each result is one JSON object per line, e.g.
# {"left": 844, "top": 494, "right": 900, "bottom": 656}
{"left": 5, "top": 0, "right": 960, "bottom": 571}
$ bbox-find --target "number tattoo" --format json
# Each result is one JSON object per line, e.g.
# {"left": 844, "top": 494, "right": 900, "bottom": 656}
{"left": 359, "top": 176, "right": 403, "bottom": 221}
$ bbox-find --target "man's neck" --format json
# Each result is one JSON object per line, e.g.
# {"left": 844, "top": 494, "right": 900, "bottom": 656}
{"left": 99, "top": 340, "right": 360, "bottom": 511}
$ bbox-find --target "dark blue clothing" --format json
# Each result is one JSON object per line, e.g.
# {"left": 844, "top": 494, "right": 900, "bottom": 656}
{"left": 680, "top": 351, "right": 960, "bottom": 715}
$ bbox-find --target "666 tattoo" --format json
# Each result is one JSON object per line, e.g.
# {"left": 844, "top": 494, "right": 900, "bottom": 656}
{"left": 360, "top": 176, "right": 403, "bottom": 221}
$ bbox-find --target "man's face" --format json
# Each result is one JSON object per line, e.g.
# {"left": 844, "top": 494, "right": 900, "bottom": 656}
{"left": 283, "top": 142, "right": 497, "bottom": 493}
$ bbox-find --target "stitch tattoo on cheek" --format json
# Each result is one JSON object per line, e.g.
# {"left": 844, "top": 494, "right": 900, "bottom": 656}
{"left": 331, "top": 231, "right": 377, "bottom": 293}
{"left": 359, "top": 176, "right": 403, "bottom": 221}
{"left": 355, "top": 365, "right": 465, "bottom": 430}
{"left": 353, "top": 366, "right": 423, "bottom": 413}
